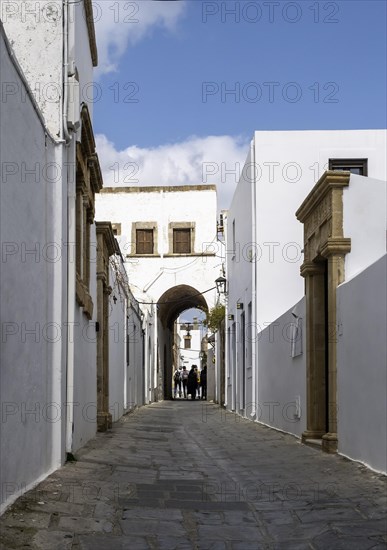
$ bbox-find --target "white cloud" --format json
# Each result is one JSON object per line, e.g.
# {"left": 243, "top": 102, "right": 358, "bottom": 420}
{"left": 95, "top": 134, "right": 250, "bottom": 210}
{"left": 94, "top": 0, "right": 187, "bottom": 76}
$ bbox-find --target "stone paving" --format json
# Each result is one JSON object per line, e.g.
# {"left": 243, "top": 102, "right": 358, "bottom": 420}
{"left": 0, "top": 401, "right": 386, "bottom": 549}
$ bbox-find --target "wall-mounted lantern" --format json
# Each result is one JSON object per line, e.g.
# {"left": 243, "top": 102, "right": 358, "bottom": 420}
{"left": 215, "top": 275, "right": 227, "bottom": 295}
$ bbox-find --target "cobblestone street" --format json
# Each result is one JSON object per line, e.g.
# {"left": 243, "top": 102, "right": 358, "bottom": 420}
{"left": 0, "top": 401, "right": 386, "bottom": 550}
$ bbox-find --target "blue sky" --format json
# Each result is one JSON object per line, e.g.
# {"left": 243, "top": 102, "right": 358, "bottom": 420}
{"left": 94, "top": 0, "right": 386, "bottom": 207}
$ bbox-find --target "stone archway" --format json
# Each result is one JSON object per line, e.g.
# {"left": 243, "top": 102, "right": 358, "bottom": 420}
{"left": 157, "top": 285, "right": 209, "bottom": 399}
{"left": 296, "top": 171, "right": 351, "bottom": 453}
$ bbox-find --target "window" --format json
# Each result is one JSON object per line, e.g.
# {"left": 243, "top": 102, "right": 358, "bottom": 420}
{"left": 329, "top": 158, "right": 368, "bottom": 176}
{"left": 111, "top": 223, "right": 121, "bottom": 236}
{"left": 168, "top": 222, "right": 195, "bottom": 254}
{"left": 131, "top": 223, "right": 158, "bottom": 255}
{"left": 173, "top": 228, "right": 191, "bottom": 253}
{"left": 136, "top": 229, "right": 154, "bottom": 254}
{"left": 184, "top": 336, "right": 191, "bottom": 349}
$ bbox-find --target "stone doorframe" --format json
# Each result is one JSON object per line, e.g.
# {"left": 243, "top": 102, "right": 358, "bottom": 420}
{"left": 96, "top": 222, "right": 118, "bottom": 432}
{"left": 296, "top": 171, "right": 351, "bottom": 453}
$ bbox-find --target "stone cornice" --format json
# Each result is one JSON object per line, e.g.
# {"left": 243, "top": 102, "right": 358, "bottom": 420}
{"left": 96, "top": 222, "right": 117, "bottom": 257}
{"left": 300, "top": 261, "right": 326, "bottom": 278}
{"left": 84, "top": 0, "right": 98, "bottom": 67}
{"left": 88, "top": 153, "right": 103, "bottom": 193}
{"left": 80, "top": 104, "right": 96, "bottom": 158}
{"left": 296, "top": 171, "right": 350, "bottom": 223}
{"left": 321, "top": 238, "right": 351, "bottom": 258}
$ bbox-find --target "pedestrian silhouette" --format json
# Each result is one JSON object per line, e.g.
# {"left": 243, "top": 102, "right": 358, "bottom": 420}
{"left": 187, "top": 365, "right": 198, "bottom": 400}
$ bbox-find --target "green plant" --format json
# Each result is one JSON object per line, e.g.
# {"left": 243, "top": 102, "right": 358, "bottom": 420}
{"left": 204, "top": 303, "right": 225, "bottom": 332}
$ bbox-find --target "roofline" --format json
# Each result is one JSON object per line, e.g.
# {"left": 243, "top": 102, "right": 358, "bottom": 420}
{"left": 100, "top": 185, "right": 217, "bottom": 194}
{"left": 84, "top": 0, "right": 98, "bottom": 67}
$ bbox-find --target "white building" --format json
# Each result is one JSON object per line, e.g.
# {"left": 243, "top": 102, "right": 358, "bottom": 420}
{"left": 0, "top": 2, "right": 144, "bottom": 513}
{"left": 96, "top": 185, "right": 220, "bottom": 400}
{"left": 225, "top": 129, "right": 387, "bottom": 472}
{"left": 177, "top": 317, "right": 203, "bottom": 369}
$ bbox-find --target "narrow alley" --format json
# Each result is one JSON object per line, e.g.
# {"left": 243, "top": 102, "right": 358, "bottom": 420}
{"left": 0, "top": 402, "right": 386, "bottom": 550}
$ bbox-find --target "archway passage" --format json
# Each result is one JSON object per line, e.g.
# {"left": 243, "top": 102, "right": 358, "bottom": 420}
{"left": 157, "top": 285, "right": 208, "bottom": 399}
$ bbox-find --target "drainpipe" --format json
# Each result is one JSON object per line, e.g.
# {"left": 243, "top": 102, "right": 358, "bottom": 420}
{"left": 153, "top": 304, "right": 158, "bottom": 401}
{"left": 62, "top": 0, "right": 71, "bottom": 144}
{"left": 250, "top": 137, "right": 257, "bottom": 419}
{"left": 63, "top": 0, "right": 75, "bottom": 456}
{"left": 223, "top": 230, "right": 228, "bottom": 408}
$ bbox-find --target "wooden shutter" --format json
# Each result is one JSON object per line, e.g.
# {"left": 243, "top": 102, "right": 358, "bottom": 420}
{"left": 136, "top": 229, "right": 153, "bottom": 254}
{"left": 173, "top": 229, "right": 191, "bottom": 253}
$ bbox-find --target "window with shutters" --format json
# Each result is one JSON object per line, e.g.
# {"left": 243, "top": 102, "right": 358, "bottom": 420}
{"left": 173, "top": 228, "right": 191, "bottom": 254}
{"left": 130, "top": 222, "right": 158, "bottom": 256}
{"left": 168, "top": 222, "right": 195, "bottom": 254}
{"left": 136, "top": 229, "right": 154, "bottom": 254}
{"left": 184, "top": 336, "right": 191, "bottom": 349}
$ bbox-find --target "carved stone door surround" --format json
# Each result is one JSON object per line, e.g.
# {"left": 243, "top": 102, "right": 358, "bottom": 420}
{"left": 296, "top": 171, "right": 351, "bottom": 453}
{"left": 96, "top": 222, "right": 118, "bottom": 432}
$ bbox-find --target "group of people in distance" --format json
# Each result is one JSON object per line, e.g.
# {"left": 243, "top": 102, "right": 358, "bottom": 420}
{"left": 173, "top": 364, "right": 207, "bottom": 400}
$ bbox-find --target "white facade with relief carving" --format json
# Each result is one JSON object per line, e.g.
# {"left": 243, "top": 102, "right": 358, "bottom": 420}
{"left": 225, "top": 129, "right": 387, "bottom": 472}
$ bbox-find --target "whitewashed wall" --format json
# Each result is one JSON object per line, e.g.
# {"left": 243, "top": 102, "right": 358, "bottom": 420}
{"left": 108, "top": 256, "right": 145, "bottom": 414}
{"left": 71, "top": 225, "right": 98, "bottom": 451}
{"left": 1, "top": 0, "right": 63, "bottom": 136}
{"left": 253, "top": 129, "right": 387, "bottom": 326}
{"left": 177, "top": 324, "right": 202, "bottom": 368}
{"left": 73, "top": 0, "right": 95, "bottom": 118}
{"left": 225, "top": 129, "right": 387, "bottom": 433}
{"left": 95, "top": 187, "right": 219, "bottom": 309}
{"left": 343, "top": 174, "right": 386, "bottom": 279}
{"left": 257, "top": 299, "right": 306, "bottom": 437}
{"left": 337, "top": 255, "right": 386, "bottom": 473}
{"left": 108, "top": 261, "right": 126, "bottom": 423}
{"left": 127, "top": 301, "right": 144, "bottom": 410}
{"left": 226, "top": 149, "right": 253, "bottom": 413}
{"left": 0, "top": 27, "right": 66, "bottom": 512}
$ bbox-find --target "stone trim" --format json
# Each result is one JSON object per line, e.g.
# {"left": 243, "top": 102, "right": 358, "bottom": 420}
{"left": 96, "top": 222, "right": 117, "bottom": 432}
{"left": 296, "top": 170, "right": 350, "bottom": 223}
{"left": 131, "top": 222, "right": 158, "bottom": 255}
{"left": 297, "top": 170, "right": 352, "bottom": 454}
{"left": 111, "top": 223, "right": 122, "bottom": 236}
{"left": 321, "top": 238, "right": 351, "bottom": 258}
{"left": 84, "top": 0, "right": 98, "bottom": 67}
{"left": 75, "top": 274, "right": 94, "bottom": 319}
{"left": 168, "top": 222, "right": 196, "bottom": 254}
{"left": 75, "top": 107, "right": 102, "bottom": 319}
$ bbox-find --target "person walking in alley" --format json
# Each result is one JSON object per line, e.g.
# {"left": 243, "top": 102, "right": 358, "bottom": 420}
{"left": 187, "top": 365, "right": 198, "bottom": 400}
{"left": 173, "top": 367, "right": 182, "bottom": 398}
{"left": 181, "top": 366, "right": 188, "bottom": 398}
{"left": 196, "top": 367, "right": 201, "bottom": 399}
{"left": 200, "top": 365, "right": 207, "bottom": 400}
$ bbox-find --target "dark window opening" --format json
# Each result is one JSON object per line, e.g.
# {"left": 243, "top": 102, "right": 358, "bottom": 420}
{"left": 329, "top": 158, "right": 368, "bottom": 176}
